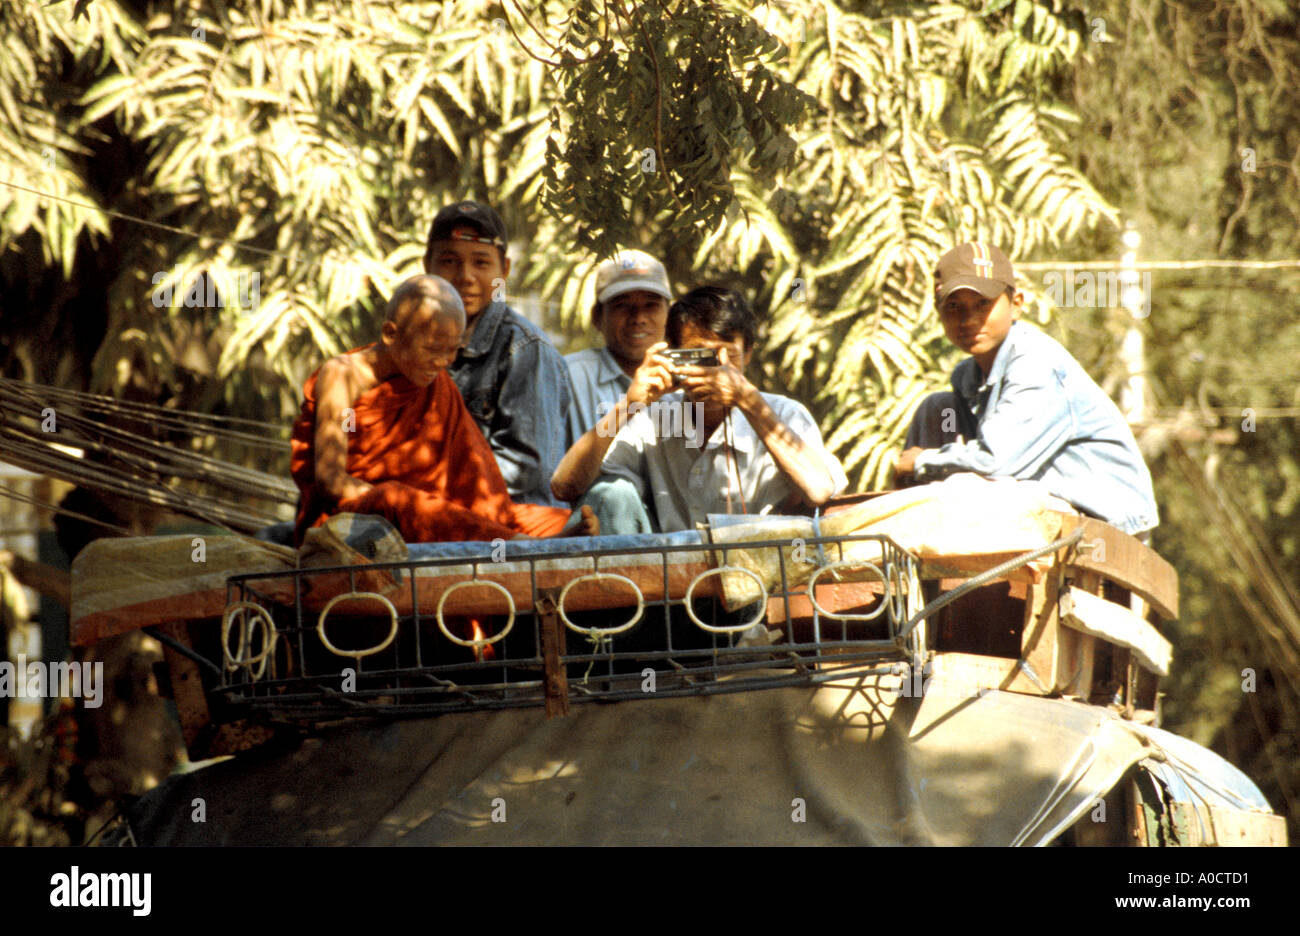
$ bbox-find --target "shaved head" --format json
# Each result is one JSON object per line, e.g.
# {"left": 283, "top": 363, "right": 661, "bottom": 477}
{"left": 385, "top": 274, "right": 466, "bottom": 333}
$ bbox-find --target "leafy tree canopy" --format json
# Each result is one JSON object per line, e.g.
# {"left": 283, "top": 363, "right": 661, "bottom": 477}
{"left": 3, "top": 0, "right": 1113, "bottom": 487}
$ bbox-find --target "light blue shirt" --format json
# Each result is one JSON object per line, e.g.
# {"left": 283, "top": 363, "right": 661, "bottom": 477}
{"left": 913, "top": 322, "right": 1158, "bottom": 534}
{"left": 565, "top": 347, "right": 632, "bottom": 444}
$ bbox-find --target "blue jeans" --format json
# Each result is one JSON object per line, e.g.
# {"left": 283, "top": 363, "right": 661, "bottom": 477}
{"left": 576, "top": 477, "right": 655, "bottom": 535}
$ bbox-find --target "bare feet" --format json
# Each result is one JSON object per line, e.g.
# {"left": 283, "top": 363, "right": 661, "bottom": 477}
{"left": 569, "top": 504, "right": 599, "bottom": 537}
{"left": 515, "top": 506, "right": 601, "bottom": 541}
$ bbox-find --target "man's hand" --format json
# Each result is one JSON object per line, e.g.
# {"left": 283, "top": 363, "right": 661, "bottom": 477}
{"left": 675, "top": 346, "right": 756, "bottom": 410}
{"left": 627, "top": 342, "right": 675, "bottom": 407}
{"left": 552, "top": 345, "right": 672, "bottom": 503}
{"left": 895, "top": 447, "right": 924, "bottom": 478}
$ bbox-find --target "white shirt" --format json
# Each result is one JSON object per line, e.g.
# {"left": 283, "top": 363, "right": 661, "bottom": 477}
{"left": 600, "top": 391, "right": 848, "bottom": 531}
{"left": 565, "top": 347, "right": 632, "bottom": 445}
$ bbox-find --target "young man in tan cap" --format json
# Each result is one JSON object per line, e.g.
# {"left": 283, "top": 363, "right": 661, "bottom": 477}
{"left": 895, "top": 242, "right": 1158, "bottom": 536}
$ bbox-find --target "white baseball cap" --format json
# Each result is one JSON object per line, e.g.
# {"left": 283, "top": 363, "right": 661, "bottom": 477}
{"left": 595, "top": 250, "right": 672, "bottom": 304}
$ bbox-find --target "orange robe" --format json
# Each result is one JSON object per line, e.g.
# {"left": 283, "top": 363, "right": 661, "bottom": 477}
{"left": 290, "top": 357, "right": 570, "bottom": 545}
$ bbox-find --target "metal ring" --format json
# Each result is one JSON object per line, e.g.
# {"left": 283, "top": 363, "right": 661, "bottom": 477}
{"left": 807, "top": 561, "right": 889, "bottom": 622}
{"left": 316, "top": 591, "right": 399, "bottom": 659}
{"left": 888, "top": 559, "right": 907, "bottom": 626}
{"left": 683, "top": 566, "right": 768, "bottom": 634}
{"left": 221, "top": 601, "right": 277, "bottom": 679}
{"left": 558, "top": 573, "right": 644, "bottom": 638}
{"left": 436, "top": 580, "right": 516, "bottom": 648}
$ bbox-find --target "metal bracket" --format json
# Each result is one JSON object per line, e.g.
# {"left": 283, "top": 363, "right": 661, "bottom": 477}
{"left": 536, "top": 589, "right": 569, "bottom": 719}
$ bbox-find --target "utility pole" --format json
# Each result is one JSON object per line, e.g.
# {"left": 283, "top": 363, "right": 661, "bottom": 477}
{"left": 1118, "top": 223, "right": 1148, "bottom": 425}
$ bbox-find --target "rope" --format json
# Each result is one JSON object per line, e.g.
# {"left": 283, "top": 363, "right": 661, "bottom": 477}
{"left": 557, "top": 573, "right": 642, "bottom": 637}
{"left": 895, "top": 528, "right": 1086, "bottom": 641}
{"left": 810, "top": 509, "right": 828, "bottom": 568}
{"left": 3, "top": 379, "right": 290, "bottom": 436}
{"left": 0, "top": 378, "right": 297, "bottom": 532}
{"left": 683, "top": 566, "right": 767, "bottom": 633}
{"left": 316, "top": 591, "right": 400, "bottom": 662}
{"left": 0, "top": 483, "right": 139, "bottom": 537}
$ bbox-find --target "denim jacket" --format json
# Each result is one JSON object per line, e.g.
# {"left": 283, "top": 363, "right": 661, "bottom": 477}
{"left": 913, "top": 322, "right": 1159, "bottom": 534}
{"left": 447, "top": 301, "right": 573, "bottom": 508}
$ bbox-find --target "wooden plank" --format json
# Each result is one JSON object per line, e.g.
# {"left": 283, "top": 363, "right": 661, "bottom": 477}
{"left": 1020, "top": 574, "right": 1066, "bottom": 693}
{"left": 1061, "top": 586, "right": 1172, "bottom": 676}
{"left": 1206, "top": 806, "right": 1289, "bottom": 846}
{"left": 536, "top": 591, "right": 569, "bottom": 719}
{"left": 157, "top": 621, "right": 212, "bottom": 755}
{"left": 1057, "top": 515, "right": 1179, "bottom": 620}
{"left": 1054, "top": 622, "right": 1094, "bottom": 698}
{"left": 1164, "top": 801, "right": 1288, "bottom": 846}
{"left": 1068, "top": 570, "right": 1100, "bottom": 701}
{"left": 928, "top": 651, "right": 1047, "bottom": 696}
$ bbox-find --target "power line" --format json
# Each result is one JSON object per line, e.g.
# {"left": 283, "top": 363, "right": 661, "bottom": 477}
{"left": 0, "top": 483, "right": 138, "bottom": 538}
{"left": 12, "top": 179, "right": 1300, "bottom": 284}
{"left": 1018, "top": 259, "right": 1300, "bottom": 272}
{"left": 1, "top": 379, "right": 292, "bottom": 439}
{"left": 1148, "top": 407, "right": 1300, "bottom": 418}
{"left": 0, "top": 179, "right": 294, "bottom": 264}
{"left": 1, "top": 179, "right": 584, "bottom": 319}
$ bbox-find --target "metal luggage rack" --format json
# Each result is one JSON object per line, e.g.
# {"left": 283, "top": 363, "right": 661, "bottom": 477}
{"left": 208, "top": 533, "right": 925, "bottom": 722}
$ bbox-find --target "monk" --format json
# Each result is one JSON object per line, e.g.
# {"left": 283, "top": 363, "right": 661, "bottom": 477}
{"left": 291, "top": 275, "right": 597, "bottom": 545}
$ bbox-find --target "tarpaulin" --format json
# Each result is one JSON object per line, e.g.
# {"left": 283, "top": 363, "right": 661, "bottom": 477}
{"left": 120, "top": 673, "right": 1276, "bottom": 846}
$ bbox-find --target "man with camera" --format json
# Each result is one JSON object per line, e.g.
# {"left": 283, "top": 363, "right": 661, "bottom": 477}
{"left": 552, "top": 286, "right": 847, "bottom": 533}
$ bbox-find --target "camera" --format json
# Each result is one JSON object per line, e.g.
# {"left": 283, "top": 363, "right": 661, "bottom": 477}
{"left": 660, "top": 348, "right": 720, "bottom": 368}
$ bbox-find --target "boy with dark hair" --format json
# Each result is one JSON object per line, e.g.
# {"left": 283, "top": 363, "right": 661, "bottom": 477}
{"left": 554, "top": 286, "right": 846, "bottom": 532}
{"left": 895, "top": 242, "right": 1158, "bottom": 536}
{"left": 423, "top": 201, "right": 573, "bottom": 508}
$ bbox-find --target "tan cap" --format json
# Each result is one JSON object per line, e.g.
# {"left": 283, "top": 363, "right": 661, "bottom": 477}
{"left": 595, "top": 250, "right": 672, "bottom": 304}
{"left": 934, "top": 242, "right": 1016, "bottom": 303}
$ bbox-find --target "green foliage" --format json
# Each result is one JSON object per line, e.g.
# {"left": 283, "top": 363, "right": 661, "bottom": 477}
{"left": 689, "top": 1, "right": 1114, "bottom": 486}
{"left": 540, "top": 0, "right": 814, "bottom": 255}
{"left": 6, "top": 0, "right": 1298, "bottom": 835}
{"left": 0, "top": 0, "right": 135, "bottom": 275}
{"left": 2, "top": 0, "right": 1113, "bottom": 491}
{"left": 1062, "top": 0, "right": 1300, "bottom": 836}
